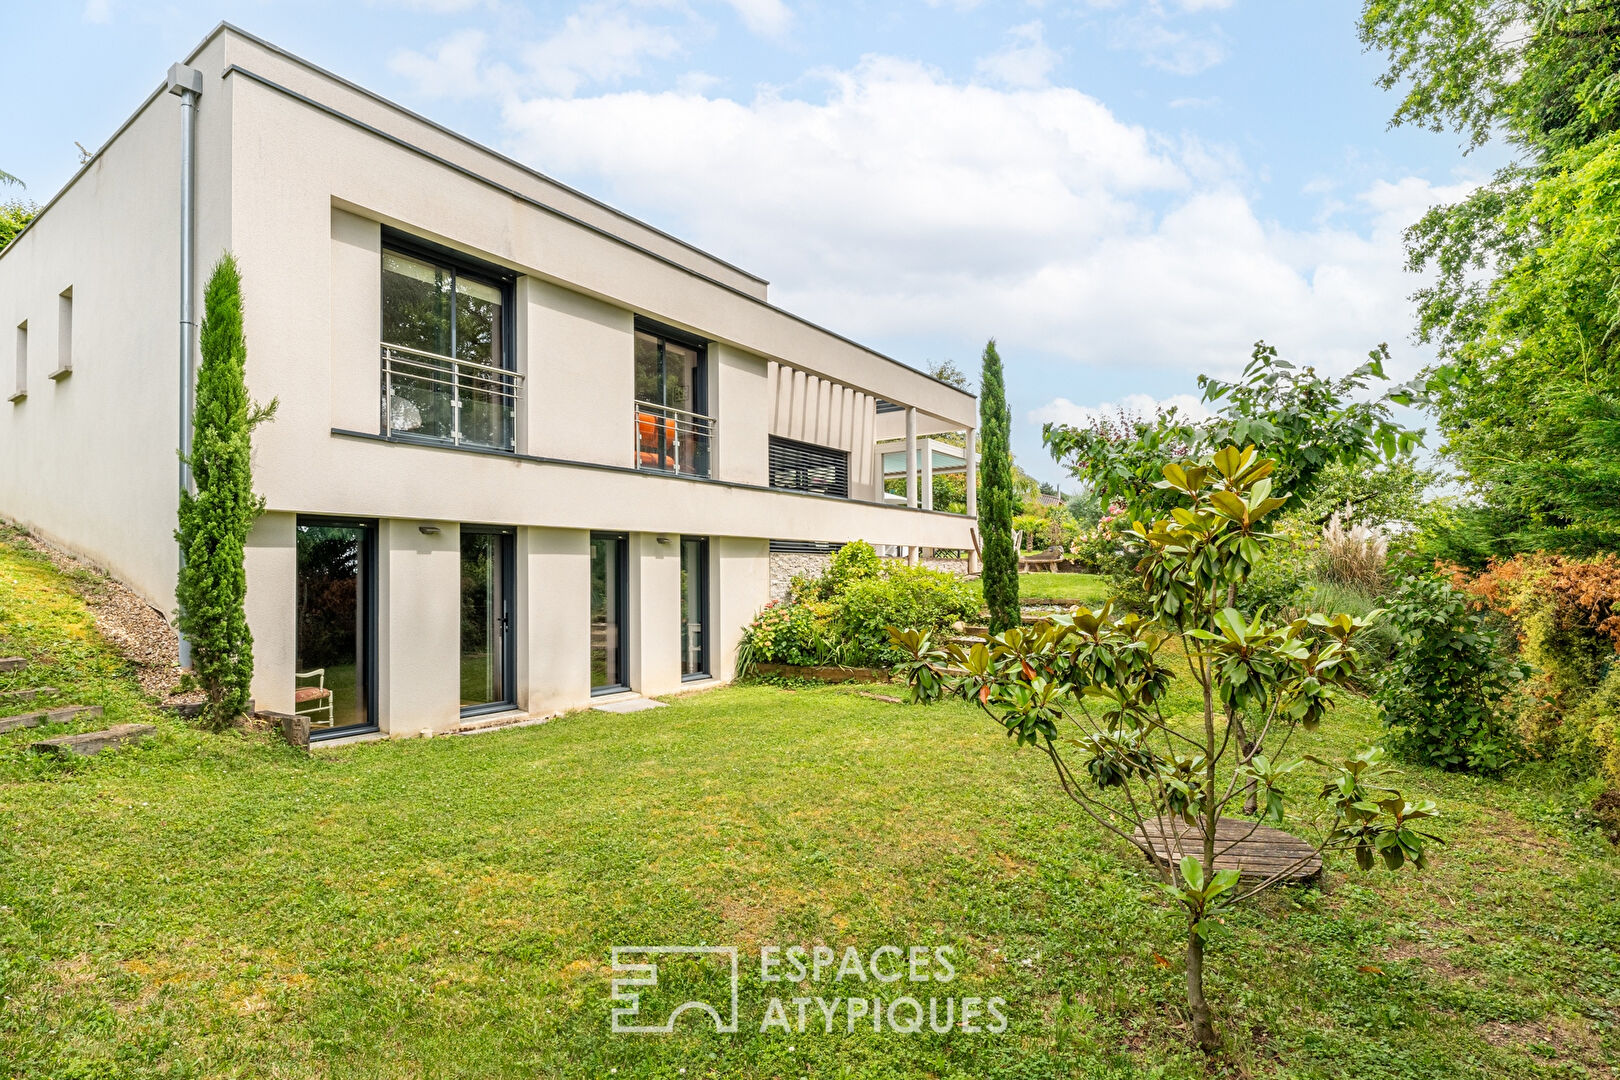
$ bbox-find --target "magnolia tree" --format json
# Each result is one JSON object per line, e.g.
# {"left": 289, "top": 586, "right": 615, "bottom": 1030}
{"left": 890, "top": 446, "right": 1438, "bottom": 1053}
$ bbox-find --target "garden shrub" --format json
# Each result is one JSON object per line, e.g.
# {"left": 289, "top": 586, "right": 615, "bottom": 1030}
{"left": 1375, "top": 574, "right": 1526, "bottom": 773}
{"left": 833, "top": 565, "right": 978, "bottom": 665}
{"left": 739, "top": 548, "right": 976, "bottom": 670}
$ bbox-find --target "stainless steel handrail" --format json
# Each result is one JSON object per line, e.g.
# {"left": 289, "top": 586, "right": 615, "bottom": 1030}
{"left": 382, "top": 343, "right": 521, "bottom": 451}
{"left": 634, "top": 399, "right": 714, "bottom": 477}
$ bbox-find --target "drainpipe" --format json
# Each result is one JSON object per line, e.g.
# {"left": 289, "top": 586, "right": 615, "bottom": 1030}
{"left": 167, "top": 63, "right": 203, "bottom": 670}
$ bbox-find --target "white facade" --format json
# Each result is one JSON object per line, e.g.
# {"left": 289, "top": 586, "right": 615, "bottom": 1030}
{"left": 0, "top": 24, "right": 977, "bottom": 737}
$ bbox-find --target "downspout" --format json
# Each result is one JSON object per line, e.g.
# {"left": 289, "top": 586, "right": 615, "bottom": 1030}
{"left": 167, "top": 63, "right": 203, "bottom": 670}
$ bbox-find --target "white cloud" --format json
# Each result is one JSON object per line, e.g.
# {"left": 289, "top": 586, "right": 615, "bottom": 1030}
{"left": 499, "top": 54, "right": 1469, "bottom": 389}
{"left": 83, "top": 0, "right": 111, "bottom": 23}
{"left": 391, "top": 5, "right": 685, "bottom": 99}
{"left": 1116, "top": 17, "right": 1227, "bottom": 75}
{"left": 722, "top": 0, "right": 793, "bottom": 37}
{"left": 975, "top": 21, "right": 1060, "bottom": 89}
{"left": 522, "top": 6, "right": 684, "bottom": 96}
{"left": 390, "top": 29, "right": 505, "bottom": 100}
{"left": 1029, "top": 392, "right": 1210, "bottom": 429}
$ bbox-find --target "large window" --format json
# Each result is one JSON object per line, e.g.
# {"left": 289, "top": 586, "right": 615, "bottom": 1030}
{"left": 768, "top": 435, "right": 850, "bottom": 498}
{"left": 295, "top": 518, "right": 377, "bottom": 738}
{"left": 680, "top": 537, "right": 709, "bottom": 680}
{"left": 380, "top": 238, "right": 518, "bottom": 451}
{"left": 634, "top": 322, "right": 712, "bottom": 477}
{"left": 591, "top": 532, "right": 629, "bottom": 693}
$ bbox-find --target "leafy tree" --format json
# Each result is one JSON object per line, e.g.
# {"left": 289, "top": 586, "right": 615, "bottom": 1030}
{"left": 978, "top": 340, "right": 1019, "bottom": 631}
{"left": 1043, "top": 341, "right": 1421, "bottom": 521}
{"left": 892, "top": 447, "right": 1436, "bottom": 1053}
{"left": 925, "top": 357, "right": 972, "bottom": 391}
{"left": 0, "top": 167, "right": 34, "bottom": 252}
{"left": 176, "top": 253, "right": 276, "bottom": 728}
{"left": 1362, "top": 1, "right": 1620, "bottom": 557}
{"left": 0, "top": 200, "right": 36, "bottom": 251}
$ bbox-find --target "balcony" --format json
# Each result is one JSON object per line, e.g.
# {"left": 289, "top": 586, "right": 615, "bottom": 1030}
{"left": 382, "top": 343, "right": 521, "bottom": 453}
{"left": 635, "top": 400, "right": 713, "bottom": 478}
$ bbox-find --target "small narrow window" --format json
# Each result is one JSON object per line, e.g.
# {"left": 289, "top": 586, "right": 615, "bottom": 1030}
{"left": 9, "top": 321, "right": 26, "bottom": 403}
{"left": 51, "top": 288, "right": 72, "bottom": 380}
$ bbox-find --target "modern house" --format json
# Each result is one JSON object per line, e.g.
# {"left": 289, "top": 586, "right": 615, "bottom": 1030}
{"left": 0, "top": 24, "right": 979, "bottom": 741}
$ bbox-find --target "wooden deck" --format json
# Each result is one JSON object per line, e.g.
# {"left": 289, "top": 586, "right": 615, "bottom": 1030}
{"left": 1133, "top": 817, "right": 1323, "bottom": 884}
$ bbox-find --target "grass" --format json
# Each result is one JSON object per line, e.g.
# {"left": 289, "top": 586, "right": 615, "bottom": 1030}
{"left": 3, "top": 533, "right": 1620, "bottom": 1078}
{"left": 985, "top": 572, "right": 1113, "bottom": 604}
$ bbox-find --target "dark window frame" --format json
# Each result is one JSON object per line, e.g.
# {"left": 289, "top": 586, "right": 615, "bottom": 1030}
{"left": 380, "top": 229, "right": 518, "bottom": 368}
{"left": 296, "top": 515, "right": 380, "bottom": 742}
{"left": 459, "top": 525, "right": 517, "bottom": 718}
{"left": 590, "top": 530, "right": 632, "bottom": 695}
{"left": 768, "top": 435, "right": 851, "bottom": 499}
{"left": 378, "top": 232, "right": 520, "bottom": 451}
{"left": 680, "top": 535, "right": 711, "bottom": 681}
{"left": 633, "top": 316, "right": 709, "bottom": 417}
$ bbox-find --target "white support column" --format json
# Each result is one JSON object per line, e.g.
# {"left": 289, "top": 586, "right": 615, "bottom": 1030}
{"left": 904, "top": 406, "right": 918, "bottom": 509}
{"left": 920, "top": 436, "right": 935, "bottom": 511}
{"left": 964, "top": 427, "right": 979, "bottom": 574}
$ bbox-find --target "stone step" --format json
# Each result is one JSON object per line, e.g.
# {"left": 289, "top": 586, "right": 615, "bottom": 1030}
{"left": 0, "top": 687, "right": 59, "bottom": 704}
{"left": 31, "top": 722, "right": 156, "bottom": 757}
{"left": 0, "top": 657, "right": 26, "bottom": 673}
{"left": 0, "top": 704, "right": 102, "bottom": 735}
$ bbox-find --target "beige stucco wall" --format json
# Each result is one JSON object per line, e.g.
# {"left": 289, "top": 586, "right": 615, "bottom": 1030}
{"left": 245, "top": 511, "right": 298, "bottom": 714}
{"left": 0, "top": 34, "right": 234, "bottom": 612}
{"left": 516, "top": 526, "right": 592, "bottom": 715}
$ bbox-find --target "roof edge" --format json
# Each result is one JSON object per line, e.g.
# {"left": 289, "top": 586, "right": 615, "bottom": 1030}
{"left": 189, "top": 21, "right": 770, "bottom": 289}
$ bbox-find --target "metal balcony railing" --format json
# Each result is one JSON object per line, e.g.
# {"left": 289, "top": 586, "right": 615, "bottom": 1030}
{"left": 382, "top": 343, "right": 521, "bottom": 452}
{"left": 634, "top": 400, "right": 713, "bottom": 478}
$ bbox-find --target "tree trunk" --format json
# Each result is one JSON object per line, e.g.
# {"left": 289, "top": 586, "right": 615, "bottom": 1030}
{"left": 1185, "top": 923, "right": 1219, "bottom": 1054}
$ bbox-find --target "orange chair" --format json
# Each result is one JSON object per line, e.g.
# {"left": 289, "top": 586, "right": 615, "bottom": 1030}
{"left": 636, "top": 411, "right": 678, "bottom": 470}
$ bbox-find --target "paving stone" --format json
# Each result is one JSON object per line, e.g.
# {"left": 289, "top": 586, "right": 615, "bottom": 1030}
{"left": 0, "top": 657, "right": 25, "bottom": 673}
{"left": 591, "top": 698, "right": 667, "bottom": 714}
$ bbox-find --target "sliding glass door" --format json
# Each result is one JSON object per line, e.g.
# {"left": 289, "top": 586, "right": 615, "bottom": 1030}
{"left": 295, "top": 518, "right": 377, "bottom": 737}
{"left": 681, "top": 537, "right": 709, "bottom": 680}
{"left": 460, "top": 528, "right": 514, "bottom": 715}
{"left": 591, "top": 532, "right": 629, "bottom": 693}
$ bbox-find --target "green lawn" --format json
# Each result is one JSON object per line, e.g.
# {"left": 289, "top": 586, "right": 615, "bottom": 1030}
{"left": 2, "top": 533, "right": 1619, "bottom": 1078}
{"left": 980, "top": 572, "right": 1113, "bottom": 604}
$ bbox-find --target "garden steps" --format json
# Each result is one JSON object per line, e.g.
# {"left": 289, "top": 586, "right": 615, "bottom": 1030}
{"left": 0, "top": 705, "right": 101, "bottom": 735}
{"left": 31, "top": 723, "right": 156, "bottom": 757}
{"left": 0, "top": 687, "right": 59, "bottom": 704}
{"left": 0, "top": 657, "right": 26, "bottom": 673}
{"left": 1133, "top": 817, "right": 1322, "bottom": 884}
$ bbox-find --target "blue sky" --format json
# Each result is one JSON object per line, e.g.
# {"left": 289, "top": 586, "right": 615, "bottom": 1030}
{"left": 2, "top": 1, "right": 1495, "bottom": 484}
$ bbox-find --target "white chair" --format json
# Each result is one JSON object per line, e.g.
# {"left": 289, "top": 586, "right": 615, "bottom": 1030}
{"left": 294, "top": 669, "right": 335, "bottom": 729}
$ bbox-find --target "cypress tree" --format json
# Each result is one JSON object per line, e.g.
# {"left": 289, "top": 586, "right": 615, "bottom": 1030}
{"left": 978, "top": 339, "right": 1020, "bottom": 631}
{"left": 176, "top": 253, "right": 275, "bottom": 728}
